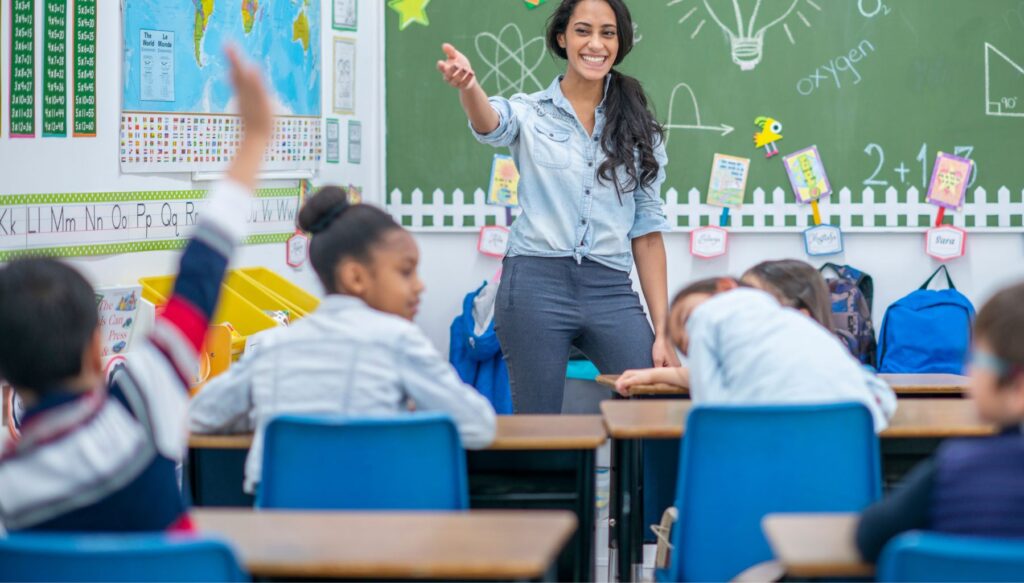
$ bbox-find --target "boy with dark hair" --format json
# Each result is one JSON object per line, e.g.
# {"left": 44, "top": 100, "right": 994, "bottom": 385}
{"left": 857, "top": 281, "right": 1024, "bottom": 560}
{"left": 0, "top": 47, "right": 272, "bottom": 532}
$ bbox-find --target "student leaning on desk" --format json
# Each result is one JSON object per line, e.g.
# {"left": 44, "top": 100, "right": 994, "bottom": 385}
{"left": 189, "top": 185, "right": 497, "bottom": 495}
{"left": 857, "top": 281, "right": 1024, "bottom": 560}
{"left": 0, "top": 46, "right": 273, "bottom": 532}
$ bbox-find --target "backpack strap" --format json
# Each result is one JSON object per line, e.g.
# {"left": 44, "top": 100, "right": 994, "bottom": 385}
{"left": 920, "top": 265, "right": 955, "bottom": 290}
{"left": 819, "top": 263, "right": 843, "bottom": 278}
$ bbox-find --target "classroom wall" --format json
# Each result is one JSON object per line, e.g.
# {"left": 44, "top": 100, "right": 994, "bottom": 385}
{"left": 411, "top": 231, "right": 1024, "bottom": 357}
{"left": 0, "top": 0, "right": 385, "bottom": 296}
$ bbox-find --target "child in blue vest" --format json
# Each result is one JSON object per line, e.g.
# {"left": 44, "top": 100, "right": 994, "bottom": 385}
{"left": 0, "top": 47, "right": 272, "bottom": 532}
{"left": 857, "top": 281, "right": 1024, "bottom": 560}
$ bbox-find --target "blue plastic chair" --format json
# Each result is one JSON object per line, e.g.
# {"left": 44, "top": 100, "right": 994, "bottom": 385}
{"left": 660, "top": 403, "right": 881, "bottom": 582}
{"left": 257, "top": 412, "right": 469, "bottom": 510}
{"left": 878, "top": 531, "right": 1024, "bottom": 582}
{"left": 0, "top": 534, "right": 247, "bottom": 582}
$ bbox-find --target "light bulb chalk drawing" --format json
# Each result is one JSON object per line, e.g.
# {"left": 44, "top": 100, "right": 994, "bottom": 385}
{"left": 984, "top": 42, "right": 1024, "bottom": 118}
{"left": 475, "top": 24, "right": 547, "bottom": 97}
{"left": 664, "top": 82, "right": 734, "bottom": 146}
{"left": 668, "top": 0, "right": 823, "bottom": 71}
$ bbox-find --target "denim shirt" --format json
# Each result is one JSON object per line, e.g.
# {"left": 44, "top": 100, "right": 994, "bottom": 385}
{"left": 471, "top": 75, "right": 670, "bottom": 272}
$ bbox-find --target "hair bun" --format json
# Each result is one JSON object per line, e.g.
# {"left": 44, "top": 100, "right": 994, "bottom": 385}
{"left": 297, "top": 186, "right": 351, "bottom": 234}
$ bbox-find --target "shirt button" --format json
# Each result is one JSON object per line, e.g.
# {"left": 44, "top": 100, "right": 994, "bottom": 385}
{"left": 586, "top": 189, "right": 591, "bottom": 195}
{"left": 580, "top": 219, "right": 587, "bottom": 225}
{"left": 593, "top": 137, "right": 599, "bottom": 142}
{"left": 588, "top": 162, "right": 594, "bottom": 167}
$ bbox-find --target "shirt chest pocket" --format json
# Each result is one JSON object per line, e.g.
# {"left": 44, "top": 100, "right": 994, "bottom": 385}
{"left": 529, "top": 125, "right": 572, "bottom": 170}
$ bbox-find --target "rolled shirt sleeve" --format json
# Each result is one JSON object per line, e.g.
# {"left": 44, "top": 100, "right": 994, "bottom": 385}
{"left": 469, "top": 95, "right": 525, "bottom": 148}
{"left": 628, "top": 140, "right": 671, "bottom": 239}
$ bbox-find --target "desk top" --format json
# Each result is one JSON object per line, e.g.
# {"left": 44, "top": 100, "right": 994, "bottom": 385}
{"left": 192, "top": 508, "right": 577, "bottom": 580}
{"left": 879, "top": 373, "right": 969, "bottom": 394}
{"left": 762, "top": 513, "right": 874, "bottom": 579}
{"left": 597, "top": 373, "right": 970, "bottom": 397}
{"left": 189, "top": 414, "right": 607, "bottom": 451}
{"left": 599, "top": 398, "right": 997, "bottom": 440}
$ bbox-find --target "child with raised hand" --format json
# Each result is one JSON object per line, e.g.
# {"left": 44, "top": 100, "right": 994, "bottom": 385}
{"left": 189, "top": 188, "right": 497, "bottom": 494}
{"left": 857, "top": 281, "right": 1024, "bottom": 561}
{"left": 0, "top": 46, "right": 272, "bottom": 532}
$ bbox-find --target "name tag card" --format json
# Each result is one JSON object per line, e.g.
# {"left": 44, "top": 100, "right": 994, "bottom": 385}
{"left": 925, "top": 226, "right": 966, "bottom": 260}
{"left": 803, "top": 224, "right": 843, "bottom": 256}
{"left": 287, "top": 232, "right": 309, "bottom": 268}
{"left": 478, "top": 225, "right": 510, "bottom": 258}
{"left": 690, "top": 226, "right": 728, "bottom": 259}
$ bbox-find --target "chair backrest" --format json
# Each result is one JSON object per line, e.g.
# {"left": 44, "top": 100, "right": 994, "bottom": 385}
{"left": 0, "top": 534, "right": 247, "bottom": 582}
{"left": 667, "top": 403, "right": 881, "bottom": 582}
{"left": 878, "top": 531, "right": 1024, "bottom": 582}
{"left": 257, "top": 412, "right": 469, "bottom": 510}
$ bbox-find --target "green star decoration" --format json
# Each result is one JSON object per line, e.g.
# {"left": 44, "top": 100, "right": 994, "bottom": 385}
{"left": 388, "top": 0, "right": 431, "bottom": 31}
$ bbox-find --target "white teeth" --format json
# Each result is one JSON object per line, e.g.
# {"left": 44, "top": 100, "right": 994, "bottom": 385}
{"left": 582, "top": 55, "right": 606, "bottom": 64}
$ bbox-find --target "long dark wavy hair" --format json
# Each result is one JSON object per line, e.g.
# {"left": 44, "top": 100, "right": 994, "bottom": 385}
{"left": 546, "top": 0, "right": 664, "bottom": 199}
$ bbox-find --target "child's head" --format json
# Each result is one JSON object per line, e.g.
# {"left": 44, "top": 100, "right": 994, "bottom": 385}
{"left": 740, "top": 259, "right": 832, "bottom": 329}
{"left": 0, "top": 258, "right": 103, "bottom": 396}
{"left": 667, "top": 277, "right": 740, "bottom": 355}
{"left": 298, "top": 186, "right": 424, "bottom": 320}
{"left": 969, "top": 282, "right": 1024, "bottom": 425}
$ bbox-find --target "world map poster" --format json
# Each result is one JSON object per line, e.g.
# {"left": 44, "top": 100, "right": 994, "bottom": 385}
{"left": 120, "top": 1, "right": 323, "bottom": 173}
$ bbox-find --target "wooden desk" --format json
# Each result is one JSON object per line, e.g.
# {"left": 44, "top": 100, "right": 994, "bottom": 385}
{"left": 598, "top": 398, "right": 996, "bottom": 582}
{"left": 762, "top": 513, "right": 874, "bottom": 579}
{"left": 598, "top": 373, "right": 971, "bottom": 398}
{"left": 193, "top": 508, "right": 576, "bottom": 581}
{"left": 880, "top": 373, "right": 969, "bottom": 395}
{"left": 600, "top": 398, "right": 997, "bottom": 440}
{"left": 188, "top": 415, "right": 606, "bottom": 582}
{"left": 187, "top": 415, "right": 606, "bottom": 451}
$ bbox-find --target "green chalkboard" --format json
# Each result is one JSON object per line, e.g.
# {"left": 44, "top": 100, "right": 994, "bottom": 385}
{"left": 386, "top": 0, "right": 1024, "bottom": 231}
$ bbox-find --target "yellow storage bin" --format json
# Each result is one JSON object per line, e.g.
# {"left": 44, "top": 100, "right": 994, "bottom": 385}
{"left": 138, "top": 274, "right": 278, "bottom": 356}
{"left": 224, "top": 272, "right": 308, "bottom": 321}
{"left": 238, "top": 267, "right": 320, "bottom": 315}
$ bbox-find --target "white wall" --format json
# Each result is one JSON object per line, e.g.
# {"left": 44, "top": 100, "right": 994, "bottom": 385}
{"left": 0, "top": 0, "right": 385, "bottom": 296}
{"left": 410, "top": 231, "right": 1024, "bottom": 355}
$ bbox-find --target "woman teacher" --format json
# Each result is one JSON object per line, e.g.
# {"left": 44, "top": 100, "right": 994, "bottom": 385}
{"left": 437, "top": 0, "right": 674, "bottom": 413}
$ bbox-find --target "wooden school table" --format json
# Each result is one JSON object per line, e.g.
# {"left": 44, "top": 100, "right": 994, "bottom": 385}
{"left": 596, "top": 373, "right": 971, "bottom": 398}
{"left": 599, "top": 398, "right": 996, "bottom": 583}
{"left": 192, "top": 508, "right": 577, "bottom": 581}
{"left": 761, "top": 512, "right": 874, "bottom": 579}
{"left": 188, "top": 415, "right": 606, "bottom": 583}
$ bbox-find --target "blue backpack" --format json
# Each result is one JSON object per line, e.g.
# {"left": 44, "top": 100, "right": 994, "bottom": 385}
{"left": 877, "top": 266, "right": 975, "bottom": 374}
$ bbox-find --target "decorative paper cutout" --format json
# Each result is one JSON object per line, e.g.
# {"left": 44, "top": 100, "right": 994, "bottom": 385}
{"left": 783, "top": 145, "right": 831, "bottom": 203}
{"left": 487, "top": 154, "right": 520, "bottom": 207}
{"left": 388, "top": 0, "right": 431, "bottom": 31}
{"left": 706, "top": 153, "right": 750, "bottom": 208}
{"left": 926, "top": 152, "right": 974, "bottom": 211}
{"left": 287, "top": 233, "right": 309, "bottom": 268}
{"left": 753, "top": 116, "right": 783, "bottom": 158}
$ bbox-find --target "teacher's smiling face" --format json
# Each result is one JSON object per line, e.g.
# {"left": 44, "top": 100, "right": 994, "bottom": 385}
{"left": 557, "top": 0, "right": 619, "bottom": 83}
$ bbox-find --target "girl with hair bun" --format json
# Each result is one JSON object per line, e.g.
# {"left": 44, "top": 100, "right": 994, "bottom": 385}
{"left": 189, "top": 188, "right": 497, "bottom": 494}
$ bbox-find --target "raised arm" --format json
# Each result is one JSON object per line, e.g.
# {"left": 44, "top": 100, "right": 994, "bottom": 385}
{"left": 436, "top": 43, "right": 499, "bottom": 135}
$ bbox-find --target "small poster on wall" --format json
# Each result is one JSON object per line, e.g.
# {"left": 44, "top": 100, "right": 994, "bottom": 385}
{"left": 326, "top": 119, "right": 341, "bottom": 163}
{"left": 333, "top": 37, "right": 356, "bottom": 115}
{"left": 348, "top": 120, "right": 362, "bottom": 164}
{"left": 782, "top": 145, "right": 831, "bottom": 203}
{"left": 926, "top": 152, "right": 974, "bottom": 211}
{"left": 706, "top": 153, "right": 750, "bottom": 208}
{"left": 334, "top": 0, "right": 358, "bottom": 30}
{"left": 96, "top": 286, "right": 142, "bottom": 357}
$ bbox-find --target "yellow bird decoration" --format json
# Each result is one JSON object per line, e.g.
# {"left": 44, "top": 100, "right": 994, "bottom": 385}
{"left": 753, "top": 117, "right": 783, "bottom": 158}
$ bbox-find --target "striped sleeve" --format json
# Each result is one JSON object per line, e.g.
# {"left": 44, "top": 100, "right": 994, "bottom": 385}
{"left": 150, "top": 180, "right": 250, "bottom": 386}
